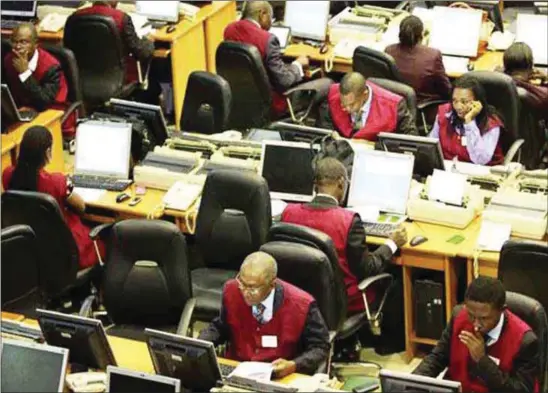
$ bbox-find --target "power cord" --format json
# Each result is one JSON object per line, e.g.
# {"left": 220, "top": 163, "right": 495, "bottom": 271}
{"left": 147, "top": 203, "right": 166, "bottom": 220}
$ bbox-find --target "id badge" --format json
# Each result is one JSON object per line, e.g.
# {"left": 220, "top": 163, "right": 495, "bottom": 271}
{"left": 461, "top": 136, "right": 467, "bottom": 147}
{"left": 261, "top": 335, "right": 278, "bottom": 348}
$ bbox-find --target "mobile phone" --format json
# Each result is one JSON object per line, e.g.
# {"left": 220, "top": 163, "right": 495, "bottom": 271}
{"left": 129, "top": 197, "right": 142, "bottom": 207}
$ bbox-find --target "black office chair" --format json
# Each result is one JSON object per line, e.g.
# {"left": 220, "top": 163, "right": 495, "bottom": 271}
{"left": 63, "top": 14, "right": 137, "bottom": 112}
{"left": 191, "top": 169, "right": 272, "bottom": 322}
{"left": 1, "top": 191, "right": 99, "bottom": 313}
{"left": 216, "top": 41, "right": 333, "bottom": 130}
{"left": 1, "top": 225, "right": 41, "bottom": 316}
{"left": 368, "top": 77, "right": 417, "bottom": 125}
{"left": 180, "top": 71, "right": 232, "bottom": 134}
{"left": 465, "top": 71, "right": 524, "bottom": 164}
{"left": 353, "top": 46, "right": 404, "bottom": 82}
{"left": 89, "top": 219, "right": 195, "bottom": 341}
{"left": 516, "top": 86, "right": 547, "bottom": 169}
{"left": 2, "top": 38, "right": 12, "bottom": 84}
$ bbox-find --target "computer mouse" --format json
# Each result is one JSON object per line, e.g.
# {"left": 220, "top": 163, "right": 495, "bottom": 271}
{"left": 116, "top": 192, "right": 131, "bottom": 203}
{"left": 410, "top": 235, "right": 428, "bottom": 247}
{"left": 166, "top": 24, "right": 176, "bottom": 33}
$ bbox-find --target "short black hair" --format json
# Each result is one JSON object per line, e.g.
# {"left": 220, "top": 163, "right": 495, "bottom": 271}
{"left": 399, "top": 15, "right": 423, "bottom": 47}
{"left": 504, "top": 42, "right": 534, "bottom": 75}
{"left": 340, "top": 72, "right": 366, "bottom": 96}
{"left": 465, "top": 277, "right": 506, "bottom": 310}
{"left": 314, "top": 157, "right": 348, "bottom": 186}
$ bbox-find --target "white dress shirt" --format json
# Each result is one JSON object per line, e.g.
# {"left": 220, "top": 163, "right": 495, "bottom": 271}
{"left": 351, "top": 84, "right": 373, "bottom": 129}
{"left": 18, "top": 49, "right": 39, "bottom": 83}
{"left": 252, "top": 287, "right": 275, "bottom": 324}
{"left": 485, "top": 312, "right": 505, "bottom": 347}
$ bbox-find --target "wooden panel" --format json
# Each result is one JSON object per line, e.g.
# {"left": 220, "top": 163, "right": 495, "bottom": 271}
{"left": 401, "top": 251, "right": 445, "bottom": 271}
{"left": 410, "top": 334, "right": 438, "bottom": 346}
{"left": 402, "top": 265, "right": 417, "bottom": 362}
{"left": 204, "top": 1, "right": 237, "bottom": 73}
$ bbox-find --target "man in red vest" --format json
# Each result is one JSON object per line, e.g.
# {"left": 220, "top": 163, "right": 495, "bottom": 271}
{"left": 322, "top": 72, "right": 417, "bottom": 140}
{"left": 282, "top": 157, "right": 408, "bottom": 315}
{"left": 414, "top": 277, "right": 539, "bottom": 392}
{"left": 198, "top": 251, "right": 330, "bottom": 378}
{"left": 3, "top": 23, "right": 75, "bottom": 136}
{"left": 224, "top": 1, "right": 309, "bottom": 117}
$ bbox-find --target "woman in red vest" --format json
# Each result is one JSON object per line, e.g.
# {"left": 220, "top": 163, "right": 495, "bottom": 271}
{"left": 2, "top": 126, "right": 103, "bottom": 270}
{"left": 429, "top": 75, "right": 505, "bottom": 165}
{"left": 414, "top": 277, "right": 539, "bottom": 392}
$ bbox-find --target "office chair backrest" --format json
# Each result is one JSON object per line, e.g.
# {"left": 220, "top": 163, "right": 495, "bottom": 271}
{"left": 63, "top": 14, "right": 125, "bottom": 107}
{"left": 180, "top": 71, "right": 232, "bottom": 134}
{"left": 1, "top": 225, "right": 40, "bottom": 309}
{"left": 196, "top": 169, "right": 272, "bottom": 271}
{"left": 499, "top": 240, "right": 548, "bottom": 316}
{"left": 369, "top": 77, "right": 417, "bottom": 124}
{"left": 260, "top": 240, "right": 345, "bottom": 332}
{"left": 1, "top": 191, "right": 79, "bottom": 299}
{"left": 216, "top": 41, "right": 272, "bottom": 130}
{"left": 466, "top": 71, "right": 520, "bottom": 153}
{"left": 353, "top": 46, "right": 404, "bottom": 82}
{"left": 516, "top": 86, "right": 545, "bottom": 169}
{"left": 103, "top": 219, "right": 192, "bottom": 326}
{"left": 506, "top": 291, "right": 548, "bottom": 392}
{"left": 2, "top": 38, "right": 12, "bottom": 83}
{"left": 41, "top": 44, "right": 83, "bottom": 112}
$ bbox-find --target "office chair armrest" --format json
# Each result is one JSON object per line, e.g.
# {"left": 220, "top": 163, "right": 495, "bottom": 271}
{"left": 504, "top": 138, "right": 525, "bottom": 165}
{"left": 89, "top": 223, "right": 114, "bottom": 241}
{"left": 61, "top": 101, "right": 84, "bottom": 124}
{"left": 283, "top": 78, "right": 332, "bottom": 100}
{"left": 357, "top": 273, "right": 393, "bottom": 292}
{"left": 417, "top": 99, "right": 448, "bottom": 111}
{"left": 328, "top": 330, "right": 337, "bottom": 344}
{"left": 176, "top": 297, "right": 197, "bottom": 336}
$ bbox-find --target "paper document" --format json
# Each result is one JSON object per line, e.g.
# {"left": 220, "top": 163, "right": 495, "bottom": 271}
{"left": 477, "top": 220, "right": 511, "bottom": 252}
{"left": 442, "top": 56, "right": 470, "bottom": 75}
{"left": 229, "top": 362, "right": 273, "bottom": 381}
{"left": 428, "top": 169, "right": 467, "bottom": 206}
{"left": 73, "top": 187, "right": 106, "bottom": 203}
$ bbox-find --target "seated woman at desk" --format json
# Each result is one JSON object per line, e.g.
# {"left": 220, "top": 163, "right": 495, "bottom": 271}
{"left": 2, "top": 126, "right": 103, "bottom": 270}
{"left": 429, "top": 75, "right": 505, "bottom": 165}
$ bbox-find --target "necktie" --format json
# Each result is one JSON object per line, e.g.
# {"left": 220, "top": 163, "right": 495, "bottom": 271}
{"left": 253, "top": 303, "right": 266, "bottom": 324}
{"left": 353, "top": 111, "right": 364, "bottom": 130}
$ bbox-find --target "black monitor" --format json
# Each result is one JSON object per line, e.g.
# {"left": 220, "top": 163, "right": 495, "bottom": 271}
{"left": 466, "top": 1, "right": 504, "bottom": 32}
{"left": 145, "top": 328, "right": 222, "bottom": 392}
{"left": 37, "top": 309, "right": 117, "bottom": 370}
{"left": 268, "top": 121, "right": 332, "bottom": 143}
{"left": 1, "top": 83, "right": 37, "bottom": 131}
{"left": 1, "top": 1, "right": 37, "bottom": 18}
{"left": 109, "top": 98, "right": 169, "bottom": 149}
{"left": 377, "top": 132, "right": 445, "bottom": 179}
{"left": 380, "top": 370, "right": 461, "bottom": 392}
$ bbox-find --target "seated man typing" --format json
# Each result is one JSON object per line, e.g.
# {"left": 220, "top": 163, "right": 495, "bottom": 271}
{"left": 414, "top": 277, "right": 539, "bottom": 392}
{"left": 282, "top": 158, "right": 407, "bottom": 314}
{"left": 198, "top": 251, "right": 330, "bottom": 378}
{"left": 321, "top": 72, "right": 417, "bottom": 140}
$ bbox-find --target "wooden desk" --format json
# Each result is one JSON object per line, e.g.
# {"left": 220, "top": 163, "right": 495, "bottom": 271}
{"left": 1, "top": 110, "right": 65, "bottom": 187}
{"left": 201, "top": 1, "right": 238, "bottom": 74}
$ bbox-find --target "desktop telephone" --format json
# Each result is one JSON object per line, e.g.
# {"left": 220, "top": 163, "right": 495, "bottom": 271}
{"left": 163, "top": 180, "right": 203, "bottom": 212}
{"left": 65, "top": 372, "right": 106, "bottom": 393}
{"left": 38, "top": 13, "right": 67, "bottom": 32}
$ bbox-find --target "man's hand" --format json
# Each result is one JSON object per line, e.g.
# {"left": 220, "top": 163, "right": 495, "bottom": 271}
{"left": 12, "top": 50, "right": 29, "bottom": 74}
{"left": 464, "top": 100, "right": 483, "bottom": 124}
{"left": 389, "top": 226, "right": 408, "bottom": 248}
{"left": 295, "top": 55, "right": 309, "bottom": 68}
{"left": 459, "top": 330, "right": 485, "bottom": 363}
{"left": 271, "top": 358, "right": 297, "bottom": 379}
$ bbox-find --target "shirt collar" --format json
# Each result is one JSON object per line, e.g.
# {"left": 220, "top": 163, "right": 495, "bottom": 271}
{"left": 260, "top": 287, "right": 275, "bottom": 311}
{"left": 315, "top": 193, "right": 339, "bottom": 205}
{"left": 486, "top": 312, "right": 505, "bottom": 346}
{"left": 28, "top": 49, "right": 38, "bottom": 72}
{"left": 362, "top": 83, "right": 373, "bottom": 113}
{"left": 247, "top": 18, "right": 261, "bottom": 29}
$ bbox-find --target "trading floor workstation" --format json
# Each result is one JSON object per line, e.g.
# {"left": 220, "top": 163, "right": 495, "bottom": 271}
{"left": 1, "top": 1, "right": 547, "bottom": 392}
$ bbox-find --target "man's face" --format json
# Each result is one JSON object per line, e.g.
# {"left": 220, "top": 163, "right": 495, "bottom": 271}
{"left": 11, "top": 27, "right": 36, "bottom": 60}
{"left": 237, "top": 270, "right": 274, "bottom": 306}
{"left": 258, "top": 8, "right": 272, "bottom": 31}
{"left": 340, "top": 90, "right": 367, "bottom": 116}
{"left": 465, "top": 300, "right": 502, "bottom": 335}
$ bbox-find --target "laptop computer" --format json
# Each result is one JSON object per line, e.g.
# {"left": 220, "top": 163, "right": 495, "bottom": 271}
{"left": 72, "top": 120, "right": 133, "bottom": 191}
{"left": 107, "top": 366, "right": 181, "bottom": 393}
{"left": 346, "top": 147, "right": 415, "bottom": 237}
{"left": 269, "top": 25, "right": 291, "bottom": 49}
{"left": 1, "top": 84, "right": 38, "bottom": 125}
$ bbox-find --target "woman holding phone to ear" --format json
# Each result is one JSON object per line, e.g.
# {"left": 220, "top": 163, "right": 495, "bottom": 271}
{"left": 429, "top": 75, "right": 505, "bottom": 165}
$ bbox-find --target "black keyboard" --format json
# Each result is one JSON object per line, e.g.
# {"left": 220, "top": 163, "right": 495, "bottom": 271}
{"left": 363, "top": 222, "right": 395, "bottom": 238}
{"left": 1, "top": 19, "right": 23, "bottom": 29}
{"left": 219, "top": 363, "right": 236, "bottom": 377}
{"left": 72, "top": 175, "right": 132, "bottom": 192}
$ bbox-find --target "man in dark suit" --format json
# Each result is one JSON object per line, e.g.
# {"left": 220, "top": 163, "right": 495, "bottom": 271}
{"left": 223, "top": 1, "right": 309, "bottom": 117}
{"left": 198, "top": 251, "right": 330, "bottom": 378}
{"left": 414, "top": 277, "right": 539, "bottom": 392}
{"left": 385, "top": 15, "right": 452, "bottom": 104}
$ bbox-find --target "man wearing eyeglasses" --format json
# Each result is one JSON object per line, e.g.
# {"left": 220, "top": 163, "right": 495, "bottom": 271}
{"left": 198, "top": 251, "right": 330, "bottom": 378}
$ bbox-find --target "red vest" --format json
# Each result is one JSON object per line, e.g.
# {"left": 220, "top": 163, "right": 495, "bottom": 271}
{"left": 224, "top": 19, "right": 288, "bottom": 116}
{"left": 4, "top": 47, "right": 76, "bottom": 137}
{"left": 281, "top": 204, "right": 371, "bottom": 314}
{"left": 448, "top": 308, "right": 534, "bottom": 393}
{"left": 436, "top": 103, "right": 504, "bottom": 165}
{"left": 74, "top": 4, "right": 138, "bottom": 84}
{"left": 328, "top": 81, "right": 402, "bottom": 141}
{"left": 224, "top": 279, "right": 312, "bottom": 362}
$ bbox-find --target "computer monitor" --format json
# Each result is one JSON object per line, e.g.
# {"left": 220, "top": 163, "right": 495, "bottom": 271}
{"left": 109, "top": 98, "right": 169, "bottom": 148}
{"left": 1, "top": 1, "right": 37, "bottom": 18}
{"left": 380, "top": 370, "right": 461, "bottom": 392}
{"left": 107, "top": 366, "right": 181, "bottom": 393}
{"left": 1, "top": 338, "right": 69, "bottom": 393}
{"left": 429, "top": 6, "right": 483, "bottom": 57}
{"left": 136, "top": 1, "right": 179, "bottom": 23}
{"left": 516, "top": 14, "right": 548, "bottom": 65}
{"left": 347, "top": 148, "right": 414, "bottom": 214}
{"left": 269, "top": 26, "right": 291, "bottom": 49}
{"left": 260, "top": 140, "right": 316, "bottom": 202}
{"left": 145, "top": 328, "right": 222, "bottom": 392}
{"left": 466, "top": 1, "right": 504, "bottom": 32}
{"left": 74, "top": 121, "right": 132, "bottom": 179}
{"left": 377, "top": 132, "right": 444, "bottom": 179}
{"left": 284, "top": 1, "right": 330, "bottom": 42}
{"left": 37, "top": 309, "right": 117, "bottom": 370}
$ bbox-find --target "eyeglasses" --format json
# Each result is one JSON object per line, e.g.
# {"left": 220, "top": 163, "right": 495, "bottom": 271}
{"left": 236, "top": 274, "right": 266, "bottom": 296}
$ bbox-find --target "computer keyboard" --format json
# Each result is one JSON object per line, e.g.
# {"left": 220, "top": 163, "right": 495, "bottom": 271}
{"left": 1, "top": 320, "right": 43, "bottom": 342}
{"left": 363, "top": 222, "right": 395, "bottom": 238}
{"left": 1, "top": 19, "right": 23, "bottom": 30}
{"left": 72, "top": 175, "right": 132, "bottom": 192}
{"left": 219, "top": 363, "right": 236, "bottom": 377}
